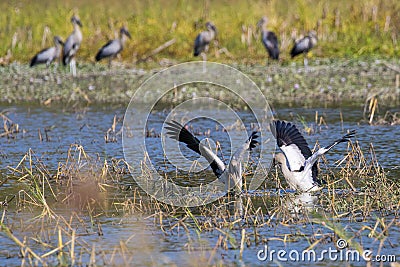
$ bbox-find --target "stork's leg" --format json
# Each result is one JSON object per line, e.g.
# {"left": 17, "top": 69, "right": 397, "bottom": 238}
{"left": 52, "top": 62, "right": 58, "bottom": 73}
{"left": 70, "top": 58, "right": 77, "bottom": 77}
{"left": 201, "top": 52, "right": 207, "bottom": 62}
{"left": 303, "top": 57, "right": 308, "bottom": 67}
{"left": 200, "top": 52, "right": 207, "bottom": 73}
{"left": 233, "top": 196, "right": 243, "bottom": 218}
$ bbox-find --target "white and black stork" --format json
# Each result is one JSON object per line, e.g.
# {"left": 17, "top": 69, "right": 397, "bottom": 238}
{"left": 62, "top": 15, "right": 83, "bottom": 76}
{"left": 30, "top": 36, "right": 64, "bottom": 67}
{"left": 257, "top": 16, "right": 279, "bottom": 61}
{"left": 165, "top": 120, "right": 258, "bottom": 193}
{"left": 271, "top": 120, "right": 355, "bottom": 192}
{"left": 193, "top": 22, "right": 217, "bottom": 61}
{"left": 290, "top": 31, "right": 317, "bottom": 66}
{"left": 95, "top": 26, "right": 131, "bottom": 66}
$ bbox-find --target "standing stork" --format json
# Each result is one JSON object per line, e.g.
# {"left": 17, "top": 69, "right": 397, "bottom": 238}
{"left": 62, "top": 15, "right": 83, "bottom": 76}
{"left": 30, "top": 36, "right": 64, "bottom": 67}
{"left": 165, "top": 120, "right": 258, "bottom": 194}
{"left": 193, "top": 22, "right": 217, "bottom": 61}
{"left": 95, "top": 26, "right": 131, "bottom": 67}
{"left": 290, "top": 31, "right": 317, "bottom": 66}
{"left": 257, "top": 16, "right": 279, "bottom": 61}
{"left": 271, "top": 120, "right": 355, "bottom": 192}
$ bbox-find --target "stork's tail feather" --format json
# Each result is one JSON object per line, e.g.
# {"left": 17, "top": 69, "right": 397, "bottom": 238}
{"left": 95, "top": 52, "right": 102, "bottom": 61}
{"left": 30, "top": 56, "right": 38, "bottom": 67}
{"left": 62, "top": 56, "right": 68, "bottom": 66}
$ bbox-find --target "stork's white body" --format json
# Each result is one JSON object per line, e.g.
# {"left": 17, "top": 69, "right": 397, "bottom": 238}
{"left": 271, "top": 120, "right": 355, "bottom": 192}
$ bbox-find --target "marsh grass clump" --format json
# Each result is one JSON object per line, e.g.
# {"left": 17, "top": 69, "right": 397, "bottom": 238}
{"left": 315, "top": 139, "right": 400, "bottom": 220}
{"left": 0, "top": 109, "right": 21, "bottom": 138}
{"left": 363, "top": 95, "right": 400, "bottom": 125}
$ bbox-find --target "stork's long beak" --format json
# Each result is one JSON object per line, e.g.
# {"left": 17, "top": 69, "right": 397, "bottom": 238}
{"left": 77, "top": 20, "right": 83, "bottom": 27}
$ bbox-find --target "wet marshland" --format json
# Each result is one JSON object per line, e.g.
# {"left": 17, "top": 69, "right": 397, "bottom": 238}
{"left": 0, "top": 61, "right": 399, "bottom": 266}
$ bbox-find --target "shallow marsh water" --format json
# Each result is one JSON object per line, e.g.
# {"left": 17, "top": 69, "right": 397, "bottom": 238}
{"left": 0, "top": 61, "right": 399, "bottom": 266}
{"left": 1, "top": 103, "right": 399, "bottom": 266}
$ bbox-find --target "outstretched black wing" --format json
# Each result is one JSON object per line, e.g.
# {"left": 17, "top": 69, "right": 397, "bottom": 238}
{"left": 164, "top": 120, "right": 225, "bottom": 177}
{"left": 271, "top": 120, "right": 319, "bottom": 181}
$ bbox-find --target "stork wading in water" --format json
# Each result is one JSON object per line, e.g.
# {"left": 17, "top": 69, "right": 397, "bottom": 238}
{"left": 290, "top": 31, "right": 317, "bottom": 66}
{"left": 95, "top": 27, "right": 131, "bottom": 67}
{"left": 165, "top": 120, "right": 258, "bottom": 194}
{"left": 63, "top": 15, "right": 83, "bottom": 76}
{"left": 257, "top": 16, "right": 279, "bottom": 61}
{"left": 193, "top": 22, "right": 217, "bottom": 61}
{"left": 271, "top": 120, "right": 355, "bottom": 192}
{"left": 30, "top": 36, "right": 64, "bottom": 68}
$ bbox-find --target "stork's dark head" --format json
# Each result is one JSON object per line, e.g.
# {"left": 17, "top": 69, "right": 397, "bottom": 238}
{"left": 206, "top": 22, "right": 217, "bottom": 35}
{"left": 71, "top": 16, "right": 83, "bottom": 27}
{"left": 54, "top": 36, "right": 64, "bottom": 46}
{"left": 120, "top": 27, "right": 132, "bottom": 39}
{"left": 257, "top": 16, "right": 268, "bottom": 29}
{"left": 308, "top": 30, "right": 317, "bottom": 40}
{"left": 273, "top": 153, "right": 286, "bottom": 167}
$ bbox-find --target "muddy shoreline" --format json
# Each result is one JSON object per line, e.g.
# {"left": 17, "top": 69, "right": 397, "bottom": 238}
{"left": 0, "top": 59, "right": 399, "bottom": 107}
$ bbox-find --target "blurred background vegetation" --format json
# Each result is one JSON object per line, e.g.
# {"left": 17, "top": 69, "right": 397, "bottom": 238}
{"left": 0, "top": 0, "right": 399, "bottom": 66}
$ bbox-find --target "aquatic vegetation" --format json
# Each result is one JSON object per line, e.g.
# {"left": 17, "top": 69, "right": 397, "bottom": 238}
{"left": 0, "top": 133, "right": 399, "bottom": 265}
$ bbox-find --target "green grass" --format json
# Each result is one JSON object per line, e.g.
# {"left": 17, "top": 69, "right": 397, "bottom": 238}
{"left": 0, "top": 0, "right": 399, "bottom": 66}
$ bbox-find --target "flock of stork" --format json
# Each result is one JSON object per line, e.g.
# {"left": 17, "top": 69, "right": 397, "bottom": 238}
{"left": 30, "top": 15, "right": 131, "bottom": 74}
{"left": 30, "top": 16, "right": 318, "bottom": 74}
{"left": 166, "top": 120, "right": 355, "bottom": 194}
{"left": 29, "top": 15, "right": 352, "bottom": 194}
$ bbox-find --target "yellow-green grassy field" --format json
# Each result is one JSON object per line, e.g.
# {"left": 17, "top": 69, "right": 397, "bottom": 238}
{"left": 0, "top": 0, "right": 399, "bottom": 67}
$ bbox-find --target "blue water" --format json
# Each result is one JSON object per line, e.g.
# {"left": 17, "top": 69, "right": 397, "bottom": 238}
{"left": 0, "top": 104, "right": 399, "bottom": 266}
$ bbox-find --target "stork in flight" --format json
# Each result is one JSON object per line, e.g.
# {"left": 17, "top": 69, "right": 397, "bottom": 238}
{"left": 271, "top": 120, "right": 355, "bottom": 192}
{"left": 165, "top": 120, "right": 258, "bottom": 193}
